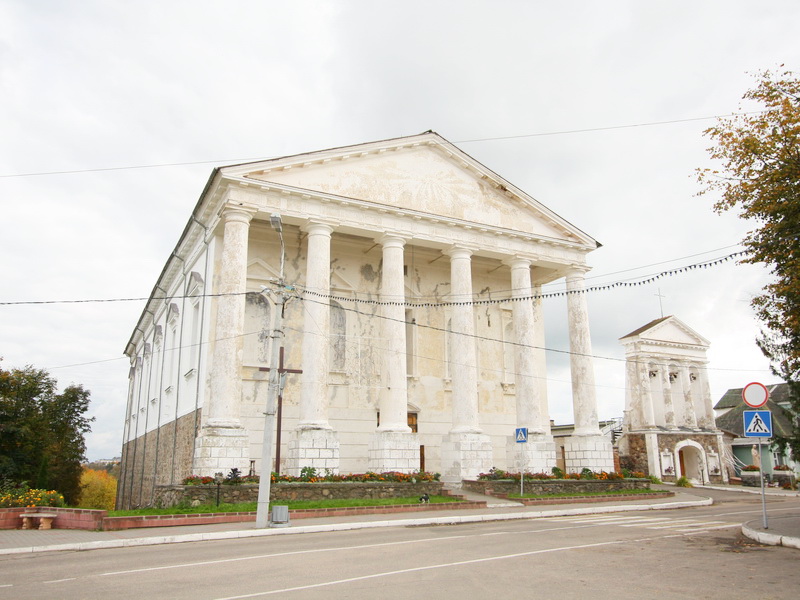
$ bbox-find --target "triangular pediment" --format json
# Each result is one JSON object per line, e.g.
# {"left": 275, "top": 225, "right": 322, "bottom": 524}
{"left": 620, "top": 316, "right": 709, "bottom": 348}
{"left": 221, "top": 132, "right": 596, "bottom": 248}
{"left": 246, "top": 258, "right": 280, "bottom": 283}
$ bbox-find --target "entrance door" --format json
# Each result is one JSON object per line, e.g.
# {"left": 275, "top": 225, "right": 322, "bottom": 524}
{"left": 678, "top": 447, "right": 704, "bottom": 483}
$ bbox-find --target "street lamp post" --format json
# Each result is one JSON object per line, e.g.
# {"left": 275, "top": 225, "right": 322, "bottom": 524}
{"left": 255, "top": 214, "right": 290, "bottom": 528}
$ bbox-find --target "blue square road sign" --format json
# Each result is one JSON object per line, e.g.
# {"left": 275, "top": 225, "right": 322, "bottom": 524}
{"left": 743, "top": 410, "right": 772, "bottom": 438}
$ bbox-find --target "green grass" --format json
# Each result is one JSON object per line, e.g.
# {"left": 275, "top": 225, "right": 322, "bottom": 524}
{"left": 107, "top": 495, "right": 459, "bottom": 517}
{"left": 508, "top": 488, "right": 665, "bottom": 499}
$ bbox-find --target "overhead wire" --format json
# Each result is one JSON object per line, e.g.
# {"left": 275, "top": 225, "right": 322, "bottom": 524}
{"left": 0, "top": 248, "right": 751, "bottom": 308}
{"left": 0, "top": 111, "right": 769, "bottom": 180}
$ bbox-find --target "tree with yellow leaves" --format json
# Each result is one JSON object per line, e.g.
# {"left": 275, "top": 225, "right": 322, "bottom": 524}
{"left": 698, "top": 67, "right": 800, "bottom": 459}
{"left": 77, "top": 468, "right": 117, "bottom": 510}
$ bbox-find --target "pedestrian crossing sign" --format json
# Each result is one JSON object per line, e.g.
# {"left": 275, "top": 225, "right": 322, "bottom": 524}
{"left": 743, "top": 410, "right": 772, "bottom": 438}
{"left": 515, "top": 427, "right": 528, "bottom": 443}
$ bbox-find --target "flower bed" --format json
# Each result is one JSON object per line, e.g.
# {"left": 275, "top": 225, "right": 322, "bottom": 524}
{"left": 510, "top": 491, "right": 673, "bottom": 505}
{"left": 463, "top": 478, "right": 651, "bottom": 497}
{"left": 740, "top": 469, "right": 762, "bottom": 487}
{"left": 155, "top": 479, "right": 445, "bottom": 508}
{"left": 0, "top": 488, "right": 64, "bottom": 508}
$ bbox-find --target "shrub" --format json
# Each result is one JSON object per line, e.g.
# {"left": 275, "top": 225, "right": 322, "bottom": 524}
{"left": 675, "top": 476, "right": 693, "bottom": 488}
{"left": 477, "top": 469, "right": 636, "bottom": 481}
{"left": 77, "top": 468, "right": 117, "bottom": 510}
{"left": 182, "top": 471, "right": 441, "bottom": 485}
{"left": 0, "top": 488, "right": 65, "bottom": 508}
{"left": 648, "top": 475, "right": 663, "bottom": 484}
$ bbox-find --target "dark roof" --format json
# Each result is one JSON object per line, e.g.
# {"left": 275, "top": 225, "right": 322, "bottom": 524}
{"left": 619, "top": 316, "right": 672, "bottom": 340}
{"left": 715, "top": 398, "right": 794, "bottom": 438}
{"left": 714, "top": 383, "right": 790, "bottom": 410}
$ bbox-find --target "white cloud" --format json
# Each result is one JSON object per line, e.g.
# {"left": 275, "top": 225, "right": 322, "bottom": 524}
{"left": 0, "top": 1, "right": 795, "bottom": 459}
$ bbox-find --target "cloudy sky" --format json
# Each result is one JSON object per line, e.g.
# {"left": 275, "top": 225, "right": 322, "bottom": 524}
{"left": 1, "top": 2, "right": 796, "bottom": 461}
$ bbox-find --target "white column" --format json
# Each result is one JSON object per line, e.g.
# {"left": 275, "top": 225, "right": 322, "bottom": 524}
{"left": 299, "top": 222, "right": 334, "bottom": 429}
{"left": 378, "top": 235, "right": 410, "bottom": 432}
{"left": 440, "top": 246, "right": 493, "bottom": 482}
{"left": 565, "top": 267, "right": 600, "bottom": 437}
{"left": 680, "top": 364, "right": 698, "bottom": 428}
{"left": 698, "top": 365, "right": 715, "bottom": 428}
{"left": 638, "top": 356, "right": 656, "bottom": 428}
{"left": 287, "top": 221, "right": 340, "bottom": 475}
{"left": 531, "top": 283, "right": 548, "bottom": 421}
{"left": 563, "top": 266, "right": 613, "bottom": 473}
{"left": 447, "top": 247, "right": 480, "bottom": 433}
{"left": 506, "top": 258, "right": 555, "bottom": 473}
{"left": 509, "top": 259, "right": 541, "bottom": 431}
{"left": 369, "top": 234, "right": 418, "bottom": 473}
{"left": 207, "top": 205, "right": 254, "bottom": 427}
{"left": 193, "top": 204, "right": 254, "bottom": 476}
{"left": 662, "top": 366, "right": 676, "bottom": 428}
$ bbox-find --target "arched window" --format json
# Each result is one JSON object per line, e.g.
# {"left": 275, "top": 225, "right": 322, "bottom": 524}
{"left": 330, "top": 300, "right": 346, "bottom": 371}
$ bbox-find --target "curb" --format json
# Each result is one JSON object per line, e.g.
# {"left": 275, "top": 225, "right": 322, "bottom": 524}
{"left": 741, "top": 520, "right": 800, "bottom": 550}
{"left": 699, "top": 484, "right": 800, "bottom": 498}
{"left": 0, "top": 495, "right": 711, "bottom": 556}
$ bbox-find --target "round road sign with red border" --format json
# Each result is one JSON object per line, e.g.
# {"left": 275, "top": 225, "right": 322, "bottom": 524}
{"left": 742, "top": 382, "right": 770, "bottom": 408}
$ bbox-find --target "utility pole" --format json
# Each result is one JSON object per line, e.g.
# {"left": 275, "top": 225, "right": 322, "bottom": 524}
{"left": 256, "top": 213, "right": 292, "bottom": 528}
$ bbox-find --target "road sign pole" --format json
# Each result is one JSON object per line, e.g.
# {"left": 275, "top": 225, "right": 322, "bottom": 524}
{"left": 759, "top": 442, "right": 768, "bottom": 529}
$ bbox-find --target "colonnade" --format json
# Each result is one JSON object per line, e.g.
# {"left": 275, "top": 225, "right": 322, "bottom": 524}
{"left": 194, "top": 205, "right": 614, "bottom": 479}
{"left": 627, "top": 353, "right": 714, "bottom": 431}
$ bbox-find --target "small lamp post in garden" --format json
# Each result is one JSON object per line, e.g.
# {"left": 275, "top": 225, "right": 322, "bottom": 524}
{"left": 214, "top": 472, "right": 224, "bottom": 507}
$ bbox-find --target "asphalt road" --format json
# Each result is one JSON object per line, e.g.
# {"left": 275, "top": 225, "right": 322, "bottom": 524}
{"left": 0, "top": 488, "right": 797, "bottom": 600}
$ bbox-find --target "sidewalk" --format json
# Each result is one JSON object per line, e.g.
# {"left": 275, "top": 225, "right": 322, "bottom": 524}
{"left": 696, "top": 482, "right": 800, "bottom": 549}
{"left": 0, "top": 486, "right": 796, "bottom": 555}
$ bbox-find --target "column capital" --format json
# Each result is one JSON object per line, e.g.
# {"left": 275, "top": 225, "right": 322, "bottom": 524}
{"left": 302, "top": 220, "right": 337, "bottom": 236}
{"left": 504, "top": 255, "right": 535, "bottom": 270}
{"left": 377, "top": 232, "right": 409, "bottom": 248}
{"left": 444, "top": 245, "right": 476, "bottom": 260}
{"left": 564, "top": 264, "right": 592, "bottom": 280}
{"left": 219, "top": 202, "right": 258, "bottom": 224}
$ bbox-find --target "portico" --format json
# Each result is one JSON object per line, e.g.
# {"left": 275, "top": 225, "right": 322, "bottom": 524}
{"left": 119, "top": 131, "right": 614, "bottom": 508}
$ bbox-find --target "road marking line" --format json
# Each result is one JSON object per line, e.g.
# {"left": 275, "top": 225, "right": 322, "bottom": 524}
{"left": 43, "top": 578, "right": 77, "bottom": 584}
{"left": 99, "top": 535, "right": 466, "bottom": 577}
{"left": 211, "top": 531, "right": 716, "bottom": 600}
{"left": 673, "top": 524, "right": 739, "bottom": 533}
{"left": 100, "top": 522, "right": 606, "bottom": 578}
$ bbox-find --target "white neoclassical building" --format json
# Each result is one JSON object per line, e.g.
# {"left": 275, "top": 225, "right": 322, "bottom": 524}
{"left": 118, "top": 131, "right": 613, "bottom": 508}
{"left": 617, "top": 316, "right": 728, "bottom": 484}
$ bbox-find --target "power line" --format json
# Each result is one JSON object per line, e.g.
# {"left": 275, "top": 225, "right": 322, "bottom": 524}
{"left": 0, "top": 111, "right": 768, "bottom": 179}
{"left": 0, "top": 249, "right": 749, "bottom": 308}
{"left": 453, "top": 111, "right": 769, "bottom": 144}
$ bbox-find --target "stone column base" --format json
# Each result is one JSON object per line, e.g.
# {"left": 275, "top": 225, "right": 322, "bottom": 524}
{"left": 192, "top": 425, "right": 251, "bottom": 476}
{"left": 285, "top": 428, "right": 340, "bottom": 476}
{"left": 564, "top": 435, "right": 614, "bottom": 473}
{"left": 441, "top": 432, "right": 494, "bottom": 483}
{"left": 506, "top": 435, "right": 557, "bottom": 474}
{"left": 368, "top": 431, "right": 420, "bottom": 473}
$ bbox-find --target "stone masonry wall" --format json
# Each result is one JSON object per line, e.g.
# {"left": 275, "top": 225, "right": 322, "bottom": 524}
{"left": 153, "top": 481, "right": 446, "bottom": 508}
{"left": 117, "top": 410, "right": 200, "bottom": 509}
{"left": 618, "top": 434, "right": 648, "bottom": 474}
{"left": 463, "top": 478, "right": 650, "bottom": 497}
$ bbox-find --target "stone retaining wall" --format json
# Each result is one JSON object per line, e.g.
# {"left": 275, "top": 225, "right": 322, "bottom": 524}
{"left": 0, "top": 507, "right": 106, "bottom": 530}
{"left": 153, "top": 481, "right": 446, "bottom": 508}
{"left": 463, "top": 478, "right": 650, "bottom": 497}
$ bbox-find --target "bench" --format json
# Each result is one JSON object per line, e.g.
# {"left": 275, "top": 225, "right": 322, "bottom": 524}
{"left": 21, "top": 512, "right": 58, "bottom": 530}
